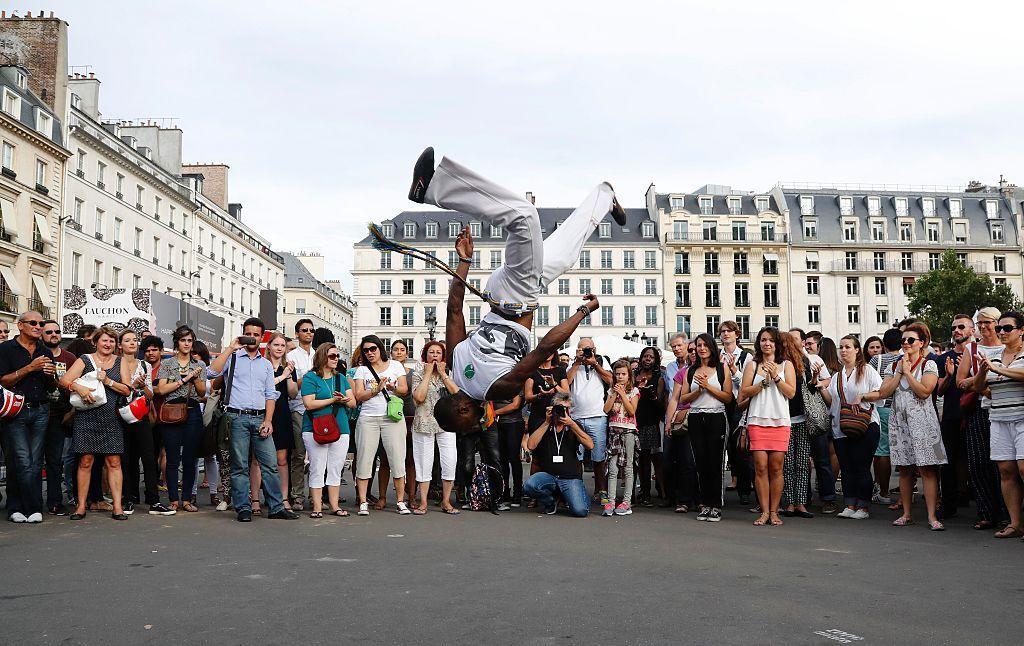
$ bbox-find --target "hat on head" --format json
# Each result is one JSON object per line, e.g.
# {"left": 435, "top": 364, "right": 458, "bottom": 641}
{"left": 976, "top": 307, "right": 1001, "bottom": 323}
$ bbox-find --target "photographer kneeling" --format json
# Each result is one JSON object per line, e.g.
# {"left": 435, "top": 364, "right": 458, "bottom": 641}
{"left": 523, "top": 393, "right": 595, "bottom": 517}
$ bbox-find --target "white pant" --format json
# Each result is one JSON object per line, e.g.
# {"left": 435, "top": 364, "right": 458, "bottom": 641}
{"left": 425, "top": 156, "right": 615, "bottom": 315}
{"left": 192, "top": 457, "right": 219, "bottom": 496}
{"left": 411, "top": 431, "right": 457, "bottom": 482}
{"left": 302, "top": 433, "right": 350, "bottom": 489}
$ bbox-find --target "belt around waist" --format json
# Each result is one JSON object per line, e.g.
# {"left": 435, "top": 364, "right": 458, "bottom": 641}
{"left": 23, "top": 401, "right": 48, "bottom": 409}
{"left": 226, "top": 407, "right": 266, "bottom": 416}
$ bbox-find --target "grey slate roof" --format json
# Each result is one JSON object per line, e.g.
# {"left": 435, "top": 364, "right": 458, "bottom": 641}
{"left": 653, "top": 192, "right": 782, "bottom": 215}
{"left": 781, "top": 188, "right": 1019, "bottom": 246}
{"left": 0, "top": 65, "right": 64, "bottom": 146}
{"left": 356, "top": 207, "right": 657, "bottom": 246}
{"left": 282, "top": 252, "right": 348, "bottom": 303}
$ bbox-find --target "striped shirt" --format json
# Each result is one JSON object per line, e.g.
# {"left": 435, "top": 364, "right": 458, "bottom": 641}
{"left": 985, "top": 350, "right": 1024, "bottom": 422}
{"left": 870, "top": 353, "right": 901, "bottom": 408}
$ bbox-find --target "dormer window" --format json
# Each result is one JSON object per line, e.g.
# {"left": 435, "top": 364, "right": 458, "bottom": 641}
{"left": 867, "top": 196, "right": 881, "bottom": 216}
{"left": 448, "top": 222, "right": 460, "bottom": 238}
{"left": 381, "top": 223, "right": 394, "bottom": 239}
{"left": 2, "top": 89, "right": 19, "bottom": 117}
{"left": 727, "top": 197, "right": 741, "bottom": 215}
{"left": 953, "top": 221, "right": 968, "bottom": 244}
{"left": 800, "top": 195, "right": 814, "bottom": 215}
{"left": 425, "top": 221, "right": 438, "bottom": 238}
{"left": 871, "top": 221, "right": 885, "bottom": 242}
{"left": 843, "top": 220, "right": 857, "bottom": 242}
{"left": 899, "top": 221, "right": 913, "bottom": 242}
{"left": 985, "top": 199, "right": 999, "bottom": 219}
{"left": 641, "top": 221, "right": 655, "bottom": 238}
{"left": 895, "top": 197, "right": 909, "bottom": 217}
{"left": 403, "top": 222, "right": 416, "bottom": 238}
{"left": 669, "top": 196, "right": 684, "bottom": 210}
{"left": 949, "top": 198, "right": 962, "bottom": 217}
{"left": 803, "top": 219, "right": 817, "bottom": 240}
{"left": 35, "top": 108, "right": 51, "bottom": 137}
{"left": 15, "top": 71, "right": 26, "bottom": 89}
{"left": 922, "top": 197, "right": 935, "bottom": 217}
{"left": 839, "top": 196, "right": 854, "bottom": 216}
{"left": 991, "top": 222, "right": 1004, "bottom": 243}
{"left": 599, "top": 222, "right": 611, "bottom": 238}
{"left": 755, "top": 196, "right": 770, "bottom": 212}
{"left": 490, "top": 224, "right": 502, "bottom": 238}
{"left": 698, "top": 196, "right": 714, "bottom": 215}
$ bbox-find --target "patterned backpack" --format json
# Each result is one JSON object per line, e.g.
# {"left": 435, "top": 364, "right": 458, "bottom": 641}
{"left": 468, "top": 463, "right": 503, "bottom": 513}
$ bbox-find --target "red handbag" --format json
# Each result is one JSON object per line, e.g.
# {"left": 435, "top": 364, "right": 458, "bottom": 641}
{"left": 312, "top": 374, "right": 343, "bottom": 445}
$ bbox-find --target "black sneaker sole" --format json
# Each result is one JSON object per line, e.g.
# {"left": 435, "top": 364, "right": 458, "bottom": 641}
{"left": 610, "top": 196, "right": 627, "bottom": 226}
{"left": 408, "top": 147, "right": 434, "bottom": 203}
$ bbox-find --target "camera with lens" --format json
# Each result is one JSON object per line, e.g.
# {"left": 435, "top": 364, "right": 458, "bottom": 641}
{"left": 238, "top": 335, "right": 259, "bottom": 345}
{"left": 582, "top": 347, "right": 594, "bottom": 359}
{"left": 551, "top": 404, "right": 566, "bottom": 420}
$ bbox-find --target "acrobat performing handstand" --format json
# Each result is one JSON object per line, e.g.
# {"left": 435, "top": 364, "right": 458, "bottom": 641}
{"left": 379, "top": 147, "right": 627, "bottom": 434}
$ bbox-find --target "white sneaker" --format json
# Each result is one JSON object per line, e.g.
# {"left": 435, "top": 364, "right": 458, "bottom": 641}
{"left": 9, "top": 512, "right": 28, "bottom": 523}
{"left": 836, "top": 507, "right": 856, "bottom": 518}
{"left": 215, "top": 500, "right": 229, "bottom": 512}
{"left": 872, "top": 493, "right": 893, "bottom": 505}
{"left": 26, "top": 512, "right": 43, "bottom": 523}
{"left": 851, "top": 509, "right": 870, "bottom": 520}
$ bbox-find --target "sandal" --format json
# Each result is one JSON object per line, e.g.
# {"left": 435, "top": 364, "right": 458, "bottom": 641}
{"left": 769, "top": 513, "right": 784, "bottom": 526}
{"left": 309, "top": 511, "right": 323, "bottom": 519}
{"left": 442, "top": 506, "right": 461, "bottom": 515}
{"left": 753, "top": 513, "right": 770, "bottom": 526}
{"left": 892, "top": 516, "right": 914, "bottom": 526}
{"left": 887, "top": 502, "right": 902, "bottom": 511}
{"left": 70, "top": 512, "right": 87, "bottom": 521}
{"left": 412, "top": 508, "right": 427, "bottom": 515}
{"left": 331, "top": 509, "right": 349, "bottom": 517}
{"left": 973, "top": 520, "right": 995, "bottom": 530}
{"left": 111, "top": 512, "right": 129, "bottom": 521}
{"left": 182, "top": 502, "right": 198, "bottom": 513}
{"left": 674, "top": 504, "right": 689, "bottom": 514}
{"left": 357, "top": 502, "right": 369, "bottom": 516}
{"left": 994, "top": 525, "right": 1023, "bottom": 539}
{"left": 929, "top": 520, "right": 945, "bottom": 532}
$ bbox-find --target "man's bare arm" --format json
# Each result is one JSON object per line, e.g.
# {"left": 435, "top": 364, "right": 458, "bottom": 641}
{"left": 444, "top": 228, "right": 473, "bottom": 365}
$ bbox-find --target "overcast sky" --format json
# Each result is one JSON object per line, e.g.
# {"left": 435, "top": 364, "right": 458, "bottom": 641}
{"left": 40, "top": 1, "right": 1024, "bottom": 290}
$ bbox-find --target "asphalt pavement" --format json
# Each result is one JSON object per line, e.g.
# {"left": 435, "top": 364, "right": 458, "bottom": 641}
{"left": 1, "top": 479, "right": 1022, "bottom": 646}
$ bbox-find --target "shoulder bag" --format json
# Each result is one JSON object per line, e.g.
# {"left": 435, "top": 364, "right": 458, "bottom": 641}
{"left": 70, "top": 355, "right": 108, "bottom": 411}
{"left": 367, "top": 363, "right": 405, "bottom": 422}
{"left": 158, "top": 359, "right": 192, "bottom": 425}
{"left": 837, "top": 369, "right": 871, "bottom": 438}
{"left": 802, "top": 359, "right": 831, "bottom": 437}
{"left": 312, "top": 373, "right": 342, "bottom": 445}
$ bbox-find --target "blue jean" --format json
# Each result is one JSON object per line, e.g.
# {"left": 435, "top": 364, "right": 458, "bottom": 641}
{"left": 833, "top": 423, "right": 880, "bottom": 508}
{"left": 44, "top": 412, "right": 67, "bottom": 508}
{"left": 1, "top": 406, "right": 49, "bottom": 516}
{"left": 574, "top": 416, "right": 607, "bottom": 463}
{"left": 162, "top": 407, "right": 204, "bottom": 505}
{"left": 523, "top": 472, "right": 589, "bottom": 517}
{"left": 228, "top": 412, "right": 285, "bottom": 514}
{"left": 810, "top": 432, "right": 836, "bottom": 503}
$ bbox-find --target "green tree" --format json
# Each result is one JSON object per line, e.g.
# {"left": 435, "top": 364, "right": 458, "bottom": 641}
{"left": 907, "top": 249, "right": 1023, "bottom": 343}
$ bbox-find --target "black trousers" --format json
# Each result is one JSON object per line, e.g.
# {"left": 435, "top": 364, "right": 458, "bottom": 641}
{"left": 496, "top": 417, "right": 525, "bottom": 500}
{"left": 689, "top": 412, "right": 727, "bottom": 508}
{"left": 122, "top": 419, "right": 160, "bottom": 505}
{"left": 939, "top": 413, "right": 963, "bottom": 511}
{"left": 457, "top": 427, "right": 502, "bottom": 502}
{"left": 668, "top": 430, "right": 698, "bottom": 506}
{"left": 43, "top": 413, "right": 67, "bottom": 509}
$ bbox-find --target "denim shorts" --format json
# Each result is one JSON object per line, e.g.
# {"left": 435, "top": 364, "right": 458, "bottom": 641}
{"left": 574, "top": 416, "right": 607, "bottom": 462}
{"left": 874, "top": 408, "right": 891, "bottom": 457}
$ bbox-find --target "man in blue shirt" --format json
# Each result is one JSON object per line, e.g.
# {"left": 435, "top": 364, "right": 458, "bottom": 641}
{"left": 208, "top": 318, "right": 298, "bottom": 522}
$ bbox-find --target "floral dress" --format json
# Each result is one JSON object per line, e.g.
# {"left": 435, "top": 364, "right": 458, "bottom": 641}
{"left": 886, "top": 358, "right": 947, "bottom": 467}
{"left": 410, "top": 364, "right": 445, "bottom": 435}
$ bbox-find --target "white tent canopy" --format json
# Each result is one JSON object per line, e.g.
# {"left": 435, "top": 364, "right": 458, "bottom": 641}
{"left": 591, "top": 335, "right": 650, "bottom": 363}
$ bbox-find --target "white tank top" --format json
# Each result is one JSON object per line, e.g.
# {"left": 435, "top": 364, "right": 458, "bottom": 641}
{"left": 747, "top": 360, "right": 791, "bottom": 427}
{"left": 688, "top": 369, "right": 726, "bottom": 413}
{"left": 452, "top": 312, "right": 532, "bottom": 401}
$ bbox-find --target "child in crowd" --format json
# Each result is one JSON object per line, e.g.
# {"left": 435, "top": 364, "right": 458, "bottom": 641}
{"left": 604, "top": 360, "right": 640, "bottom": 516}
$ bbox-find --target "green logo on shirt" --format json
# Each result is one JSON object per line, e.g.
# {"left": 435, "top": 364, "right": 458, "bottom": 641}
{"left": 464, "top": 363, "right": 475, "bottom": 379}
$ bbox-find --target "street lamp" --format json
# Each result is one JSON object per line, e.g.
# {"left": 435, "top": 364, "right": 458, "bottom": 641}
{"left": 640, "top": 332, "right": 649, "bottom": 345}
{"left": 623, "top": 332, "right": 631, "bottom": 341}
{"left": 630, "top": 330, "right": 639, "bottom": 343}
{"left": 425, "top": 312, "right": 437, "bottom": 341}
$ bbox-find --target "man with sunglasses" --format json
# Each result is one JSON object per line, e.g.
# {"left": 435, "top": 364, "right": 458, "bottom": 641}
{"left": 40, "top": 320, "right": 76, "bottom": 515}
{"left": 935, "top": 314, "right": 976, "bottom": 520}
{"left": 285, "top": 318, "right": 316, "bottom": 510}
{"left": 0, "top": 311, "right": 56, "bottom": 523}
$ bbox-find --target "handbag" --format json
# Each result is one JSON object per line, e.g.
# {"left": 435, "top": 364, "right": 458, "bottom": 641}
{"left": 802, "top": 361, "right": 831, "bottom": 437}
{"left": 367, "top": 362, "right": 404, "bottom": 422}
{"left": 69, "top": 356, "right": 108, "bottom": 411}
{"left": 118, "top": 391, "right": 150, "bottom": 424}
{"left": 0, "top": 385, "right": 25, "bottom": 418}
{"left": 158, "top": 398, "right": 189, "bottom": 425}
{"left": 312, "top": 374, "right": 342, "bottom": 445}
{"left": 959, "top": 342, "right": 980, "bottom": 413}
{"left": 837, "top": 369, "right": 871, "bottom": 438}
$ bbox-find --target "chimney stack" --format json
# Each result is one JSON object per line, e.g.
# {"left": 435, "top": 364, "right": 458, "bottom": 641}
{"left": 525, "top": 191, "right": 535, "bottom": 204}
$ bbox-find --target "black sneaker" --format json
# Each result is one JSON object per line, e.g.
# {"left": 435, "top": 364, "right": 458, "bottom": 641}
{"left": 268, "top": 509, "right": 300, "bottom": 520}
{"left": 609, "top": 195, "right": 627, "bottom": 226}
{"left": 707, "top": 508, "right": 722, "bottom": 522}
{"left": 696, "top": 506, "right": 710, "bottom": 521}
{"left": 148, "top": 502, "right": 176, "bottom": 516}
{"left": 123, "top": 501, "right": 135, "bottom": 516}
{"left": 237, "top": 509, "right": 253, "bottom": 522}
{"left": 48, "top": 505, "right": 67, "bottom": 516}
{"left": 544, "top": 504, "right": 557, "bottom": 515}
{"left": 408, "top": 147, "right": 435, "bottom": 203}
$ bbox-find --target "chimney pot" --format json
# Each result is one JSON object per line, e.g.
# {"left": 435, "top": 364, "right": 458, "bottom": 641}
{"left": 525, "top": 191, "right": 535, "bottom": 204}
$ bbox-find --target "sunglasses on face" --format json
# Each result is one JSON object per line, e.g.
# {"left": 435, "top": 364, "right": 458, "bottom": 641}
{"left": 43, "top": 330, "right": 60, "bottom": 335}
{"left": 361, "top": 346, "right": 379, "bottom": 354}
{"left": 299, "top": 328, "right": 314, "bottom": 333}
{"left": 950, "top": 324, "right": 969, "bottom": 332}
{"left": 20, "top": 320, "right": 42, "bottom": 327}
{"left": 327, "top": 353, "right": 340, "bottom": 359}
{"left": 902, "top": 337, "right": 920, "bottom": 345}
{"left": 996, "top": 325, "right": 1021, "bottom": 334}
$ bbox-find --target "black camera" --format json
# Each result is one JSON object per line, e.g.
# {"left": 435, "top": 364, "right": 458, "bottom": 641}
{"left": 238, "top": 335, "right": 259, "bottom": 345}
{"left": 551, "top": 404, "right": 566, "bottom": 420}
{"left": 582, "top": 347, "right": 594, "bottom": 359}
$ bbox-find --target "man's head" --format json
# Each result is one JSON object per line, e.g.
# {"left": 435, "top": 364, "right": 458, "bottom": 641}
{"left": 718, "top": 320, "right": 739, "bottom": 347}
{"left": 77, "top": 324, "right": 97, "bottom": 340}
{"left": 17, "top": 311, "right": 44, "bottom": 342}
{"left": 882, "top": 328, "right": 902, "bottom": 352}
{"left": 669, "top": 334, "right": 689, "bottom": 361}
{"left": 141, "top": 336, "right": 164, "bottom": 365}
{"left": 897, "top": 317, "right": 918, "bottom": 333}
{"left": 558, "top": 353, "right": 571, "bottom": 367}
{"left": 433, "top": 391, "right": 485, "bottom": 435}
{"left": 576, "top": 337, "right": 595, "bottom": 359}
{"left": 788, "top": 327, "right": 806, "bottom": 344}
{"left": 41, "top": 319, "right": 61, "bottom": 349}
{"left": 549, "top": 392, "right": 573, "bottom": 425}
{"left": 0, "top": 319, "right": 9, "bottom": 341}
{"left": 241, "top": 317, "right": 265, "bottom": 350}
{"left": 804, "top": 331, "right": 823, "bottom": 355}
{"left": 950, "top": 313, "right": 975, "bottom": 345}
{"left": 294, "top": 318, "right": 315, "bottom": 347}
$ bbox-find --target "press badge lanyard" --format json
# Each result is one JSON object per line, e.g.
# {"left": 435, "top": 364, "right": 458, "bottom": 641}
{"left": 552, "top": 427, "right": 566, "bottom": 463}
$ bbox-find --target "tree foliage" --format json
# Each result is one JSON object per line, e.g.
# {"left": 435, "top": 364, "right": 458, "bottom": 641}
{"left": 907, "top": 250, "right": 1023, "bottom": 343}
